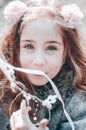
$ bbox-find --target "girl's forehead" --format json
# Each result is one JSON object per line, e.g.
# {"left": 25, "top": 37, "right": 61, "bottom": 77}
{"left": 20, "top": 19, "right": 63, "bottom": 44}
{"left": 21, "top": 19, "right": 62, "bottom": 35}
{"left": 20, "top": 7, "right": 56, "bottom": 30}
{"left": 23, "top": 19, "right": 56, "bottom": 29}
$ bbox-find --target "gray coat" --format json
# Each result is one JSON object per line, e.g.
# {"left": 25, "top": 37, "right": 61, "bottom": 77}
{"left": 0, "top": 64, "right": 86, "bottom": 130}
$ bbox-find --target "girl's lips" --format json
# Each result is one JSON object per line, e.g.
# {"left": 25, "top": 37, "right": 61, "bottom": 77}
{"left": 33, "top": 74, "right": 45, "bottom": 78}
{"left": 32, "top": 72, "right": 47, "bottom": 79}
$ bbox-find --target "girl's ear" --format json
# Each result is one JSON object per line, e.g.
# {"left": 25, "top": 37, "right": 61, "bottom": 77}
{"left": 62, "top": 49, "right": 67, "bottom": 65}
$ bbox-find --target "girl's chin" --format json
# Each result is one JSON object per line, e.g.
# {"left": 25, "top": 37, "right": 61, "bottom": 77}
{"left": 31, "top": 81, "right": 48, "bottom": 86}
{"left": 29, "top": 79, "right": 49, "bottom": 86}
{"left": 26, "top": 75, "right": 49, "bottom": 86}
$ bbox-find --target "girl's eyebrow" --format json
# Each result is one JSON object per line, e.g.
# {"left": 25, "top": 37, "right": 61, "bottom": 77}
{"left": 20, "top": 40, "right": 62, "bottom": 45}
{"left": 20, "top": 40, "right": 35, "bottom": 43}
{"left": 47, "top": 40, "right": 62, "bottom": 45}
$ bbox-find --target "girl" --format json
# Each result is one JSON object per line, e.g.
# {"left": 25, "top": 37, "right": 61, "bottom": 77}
{"left": 0, "top": 0, "right": 86, "bottom": 130}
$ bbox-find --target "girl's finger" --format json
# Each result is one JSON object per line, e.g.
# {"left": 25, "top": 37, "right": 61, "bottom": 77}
{"left": 20, "top": 99, "right": 32, "bottom": 125}
{"left": 10, "top": 112, "right": 17, "bottom": 130}
{"left": 20, "top": 99, "right": 31, "bottom": 113}
{"left": 39, "top": 119, "right": 49, "bottom": 130}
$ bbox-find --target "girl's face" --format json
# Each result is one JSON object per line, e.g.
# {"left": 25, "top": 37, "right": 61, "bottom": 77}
{"left": 20, "top": 19, "right": 64, "bottom": 86}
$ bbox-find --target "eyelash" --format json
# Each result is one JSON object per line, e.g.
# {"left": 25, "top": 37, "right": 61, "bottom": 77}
{"left": 46, "top": 46, "right": 57, "bottom": 51}
{"left": 24, "top": 44, "right": 34, "bottom": 49}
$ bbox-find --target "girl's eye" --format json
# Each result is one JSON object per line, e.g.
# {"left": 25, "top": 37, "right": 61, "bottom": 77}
{"left": 24, "top": 44, "right": 34, "bottom": 49}
{"left": 46, "top": 46, "right": 57, "bottom": 51}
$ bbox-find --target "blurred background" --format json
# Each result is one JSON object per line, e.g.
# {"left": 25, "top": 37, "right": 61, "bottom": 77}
{"left": 0, "top": 0, "right": 86, "bottom": 36}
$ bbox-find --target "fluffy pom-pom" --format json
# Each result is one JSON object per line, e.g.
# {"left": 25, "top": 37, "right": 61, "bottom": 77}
{"left": 3, "top": 0, "right": 27, "bottom": 24}
{"left": 61, "top": 4, "right": 84, "bottom": 28}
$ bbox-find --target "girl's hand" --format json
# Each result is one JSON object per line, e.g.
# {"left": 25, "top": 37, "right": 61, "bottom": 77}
{"left": 10, "top": 99, "right": 49, "bottom": 130}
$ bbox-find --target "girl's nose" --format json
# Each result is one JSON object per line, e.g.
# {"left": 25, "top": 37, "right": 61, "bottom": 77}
{"left": 33, "top": 52, "right": 46, "bottom": 67}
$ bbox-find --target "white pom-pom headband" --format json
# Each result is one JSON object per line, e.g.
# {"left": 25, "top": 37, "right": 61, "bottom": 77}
{"left": 60, "top": 4, "right": 84, "bottom": 28}
{"left": 3, "top": 0, "right": 28, "bottom": 25}
{"left": 3, "top": 0, "right": 84, "bottom": 28}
